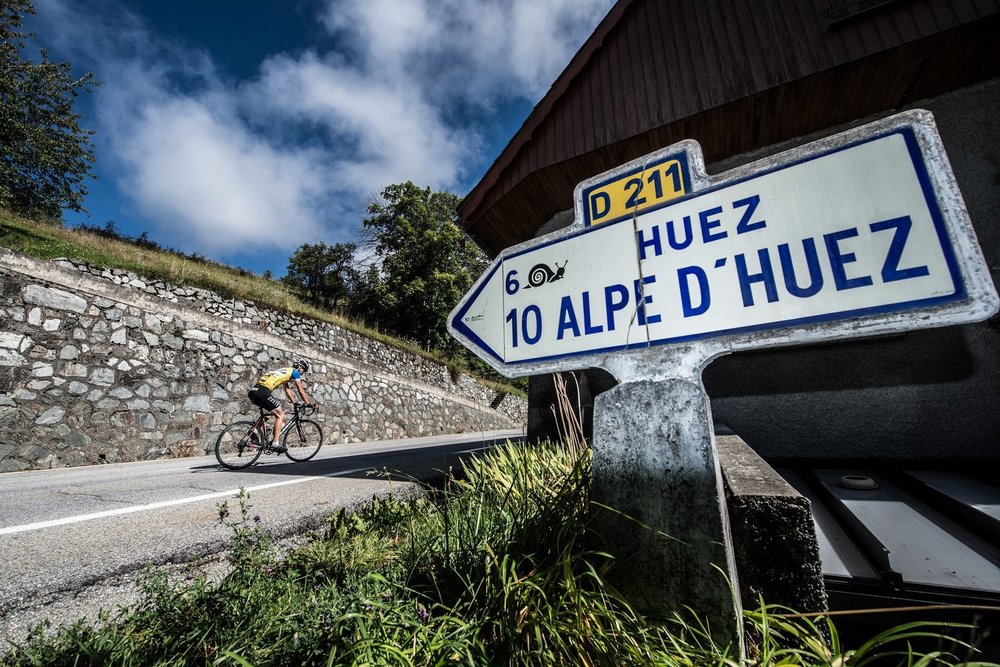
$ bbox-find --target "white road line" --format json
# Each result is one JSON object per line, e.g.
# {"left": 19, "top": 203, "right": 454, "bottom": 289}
{"left": 0, "top": 467, "right": 370, "bottom": 536}
{"left": 455, "top": 446, "right": 493, "bottom": 454}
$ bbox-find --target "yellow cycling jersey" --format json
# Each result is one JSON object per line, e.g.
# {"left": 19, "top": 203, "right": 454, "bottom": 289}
{"left": 255, "top": 367, "right": 301, "bottom": 391}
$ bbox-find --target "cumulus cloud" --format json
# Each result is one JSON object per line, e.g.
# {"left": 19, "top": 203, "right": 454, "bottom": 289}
{"left": 30, "top": 0, "right": 614, "bottom": 260}
{"left": 251, "top": 52, "right": 473, "bottom": 196}
{"left": 110, "top": 96, "right": 329, "bottom": 252}
{"left": 320, "top": 0, "right": 612, "bottom": 102}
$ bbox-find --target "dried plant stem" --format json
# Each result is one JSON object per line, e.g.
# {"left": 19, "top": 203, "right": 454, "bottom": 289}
{"left": 550, "top": 372, "right": 587, "bottom": 455}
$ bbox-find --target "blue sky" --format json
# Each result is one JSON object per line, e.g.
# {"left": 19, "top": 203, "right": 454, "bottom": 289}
{"left": 25, "top": 0, "right": 615, "bottom": 276}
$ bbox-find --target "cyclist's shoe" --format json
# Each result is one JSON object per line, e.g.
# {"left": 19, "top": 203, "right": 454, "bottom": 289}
{"left": 269, "top": 443, "right": 287, "bottom": 454}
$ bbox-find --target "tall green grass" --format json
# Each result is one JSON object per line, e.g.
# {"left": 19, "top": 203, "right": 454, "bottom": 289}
{"left": 2, "top": 441, "right": 987, "bottom": 666}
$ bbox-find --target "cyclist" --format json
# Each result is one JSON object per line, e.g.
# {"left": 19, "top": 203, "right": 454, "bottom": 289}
{"left": 247, "top": 358, "right": 315, "bottom": 453}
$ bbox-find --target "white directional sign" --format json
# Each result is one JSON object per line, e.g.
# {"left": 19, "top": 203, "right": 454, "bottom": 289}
{"left": 450, "top": 111, "right": 998, "bottom": 377}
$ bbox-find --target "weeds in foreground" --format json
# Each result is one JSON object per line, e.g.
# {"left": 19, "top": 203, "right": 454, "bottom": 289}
{"left": 2, "top": 442, "right": 990, "bottom": 665}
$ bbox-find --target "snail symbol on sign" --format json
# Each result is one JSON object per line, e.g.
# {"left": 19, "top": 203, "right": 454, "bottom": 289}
{"left": 525, "top": 261, "right": 568, "bottom": 288}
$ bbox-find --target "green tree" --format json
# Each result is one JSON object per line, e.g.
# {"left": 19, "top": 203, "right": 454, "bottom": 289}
{"left": 348, "top": 263, "right": 389, "bottom": 327}
{"left": 283, "top": 241, "right": 358, "bottom": 310}
{"left": 1, "top": 0, "right": 98, "bottom": 220}
{"left": 356, "top": 181, "right": 487, "bottom": 352}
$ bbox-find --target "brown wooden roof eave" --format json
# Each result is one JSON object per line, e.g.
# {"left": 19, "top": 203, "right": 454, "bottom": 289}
{"left": 458, "top": 0, "right": 635, "bottom": 227}
{"left": 463, "top": 14, "right": 1000, "bottom": 256}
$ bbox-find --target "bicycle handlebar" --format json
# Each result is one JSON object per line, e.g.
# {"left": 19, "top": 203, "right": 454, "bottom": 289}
{"left": 295, "top": 402, "right": 319, "bottom": 416}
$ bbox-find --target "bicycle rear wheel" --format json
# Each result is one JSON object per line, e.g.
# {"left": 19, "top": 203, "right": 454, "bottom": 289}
{"left": 215, "top": 421, "right": 264, "bottom": 469}
{"left": 283, "top": 419, "right": 324, "bottom": 461}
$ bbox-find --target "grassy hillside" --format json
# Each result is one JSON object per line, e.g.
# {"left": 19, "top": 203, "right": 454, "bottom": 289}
{"left": 0, "top": 210, "right": 524, "bottom": 398}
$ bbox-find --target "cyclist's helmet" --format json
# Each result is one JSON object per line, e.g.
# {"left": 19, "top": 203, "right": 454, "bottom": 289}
{"left": 294, "top": 358, "right": 309, "bottom": 373}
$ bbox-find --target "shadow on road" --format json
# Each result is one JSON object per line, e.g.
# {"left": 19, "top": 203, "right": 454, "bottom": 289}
{"left": 188, "top": 434, "right": 524, "bottom": 483}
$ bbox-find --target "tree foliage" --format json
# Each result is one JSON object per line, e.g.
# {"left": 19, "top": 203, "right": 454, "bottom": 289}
{"left": 354, "top": 181, "right": 487, "bottom": 352}
{"left": 283, "top": 241, "right": 358, "bottom": 311}
{"left": 0, "top": 0, "right": 98, "bottom": 220}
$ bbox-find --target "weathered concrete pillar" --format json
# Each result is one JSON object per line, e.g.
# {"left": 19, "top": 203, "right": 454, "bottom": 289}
{"left": 591, "top": 375, "right": 743, "bottom": 651}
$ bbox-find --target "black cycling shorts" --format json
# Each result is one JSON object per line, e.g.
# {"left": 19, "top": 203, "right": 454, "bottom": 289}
{"left": 248, "top": 385, "right": 280, "bottom": 412}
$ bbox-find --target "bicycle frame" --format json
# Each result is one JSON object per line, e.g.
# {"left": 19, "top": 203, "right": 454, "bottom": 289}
{"left": 253, "top": 403, "right": 310, "bottom": 443}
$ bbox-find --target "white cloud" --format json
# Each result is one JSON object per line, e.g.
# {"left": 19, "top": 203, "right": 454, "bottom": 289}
{"left": 112, "top": 96, "right": 328, "bottom": 253}
{"left": 251, "top": 52, "right": 473, "bottom": 195}
{"left": 321, "top": 0, "right": 614, "bottom": 101}
{"left": 248, "top": 0, "right": 615, "bottom": 197}
{"left": 78, "top": 48, "right": 331, "bottom": 254}
{"left": 30, "top": 0, "right": 614, "bottom": 260}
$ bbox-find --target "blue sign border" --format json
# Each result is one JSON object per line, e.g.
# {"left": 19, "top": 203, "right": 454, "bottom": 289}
{"left": 453, "top": 126, "right": 966, "bottom": 368}
{"left": 452, "top": 260, "right": 506, "bottom": 363}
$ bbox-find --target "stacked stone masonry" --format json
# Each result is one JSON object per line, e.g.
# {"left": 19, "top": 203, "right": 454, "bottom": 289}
{"left": 0, "top": 249, "right": 526, "bottom": 472}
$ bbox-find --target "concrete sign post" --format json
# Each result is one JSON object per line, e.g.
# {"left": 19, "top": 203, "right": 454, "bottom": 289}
{"left": 449, "top": 111, "right": 998, "bottom": 650}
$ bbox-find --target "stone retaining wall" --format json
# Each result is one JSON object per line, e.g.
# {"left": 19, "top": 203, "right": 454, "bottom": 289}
{"left": 0, "top": 248, "right": 526, "bottom": 472}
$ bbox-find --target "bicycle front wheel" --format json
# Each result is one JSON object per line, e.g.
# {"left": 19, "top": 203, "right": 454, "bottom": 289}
{"left": 215, "top": 421, "right": 264, "bottom": 469}
{"left": 283, "top": 419, "right": 324, "bottom": 462}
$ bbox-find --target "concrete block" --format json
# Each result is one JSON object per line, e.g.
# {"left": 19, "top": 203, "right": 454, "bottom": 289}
{"left": 716, "top": 434, "right": 828, "bottom": 613}
{"left": 24, "top": 285, "right": 87, "bottom": 314}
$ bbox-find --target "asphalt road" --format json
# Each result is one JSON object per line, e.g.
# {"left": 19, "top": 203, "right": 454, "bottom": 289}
{"left": 0, "top": 428, "right": 523, "bottom": 645}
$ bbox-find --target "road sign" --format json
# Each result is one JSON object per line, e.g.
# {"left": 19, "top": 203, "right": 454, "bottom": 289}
{"left": 450, "top": 111, "right": 998, "bottom": 377}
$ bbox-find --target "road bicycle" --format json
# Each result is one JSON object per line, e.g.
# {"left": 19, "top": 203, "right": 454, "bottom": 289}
{"left": 215, "top": 402, "right": 324, "bottom": 470}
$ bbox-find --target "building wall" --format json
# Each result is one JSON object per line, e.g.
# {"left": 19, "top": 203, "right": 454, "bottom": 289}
{"left": 0, "top": 250, "right": 526, "bottom": 472}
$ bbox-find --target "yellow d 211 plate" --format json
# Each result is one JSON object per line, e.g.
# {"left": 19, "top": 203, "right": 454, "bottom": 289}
{"left": 582, "top": 154, "right": 690, "bottom": 227}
